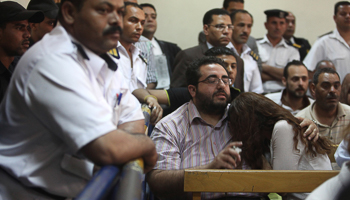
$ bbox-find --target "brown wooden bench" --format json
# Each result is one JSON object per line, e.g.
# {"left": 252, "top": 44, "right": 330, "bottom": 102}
{"left": 184, "top": 169, "right": 339, "bottom": 200}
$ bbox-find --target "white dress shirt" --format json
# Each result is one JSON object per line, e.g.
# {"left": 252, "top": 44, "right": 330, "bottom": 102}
{"left": 257, "top": 35, "right": 300, "bottom": 93}
{"left": 0, "top": 25, "right": 143, "bottom": 199}
{"left": 304, "top": 28, "right": 350, "bottom": 82}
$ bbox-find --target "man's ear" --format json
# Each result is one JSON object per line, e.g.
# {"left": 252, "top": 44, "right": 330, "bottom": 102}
{"left": 310, "top": 83, "right": 316, "bottom": 98}
{"left": 61, "top": 1, "right": 78, "bottom": 25}
{"left": 203, "top": 24, "right": 209, "bottom": 36}
{"left": 188, "top": 85, "right": 197, "bottom": 98}
{"left": 282, "top": 77, "right": 287, "bottom": 86}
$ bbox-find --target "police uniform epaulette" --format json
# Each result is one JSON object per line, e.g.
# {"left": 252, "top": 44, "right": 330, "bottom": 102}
{"left": 139, "top": 54, "right": 148, "bottom": 65}
{"left": 249, "top": 51, "right": 259, "bottom": 61}
{"left": 318, "top": 31, "right": 333, "bottom": 38}
{"left": 292, "top": 43, "right": 301, "bottom": 48}
{"left": 108, "top": 48, "right": 120, "bottom": 59}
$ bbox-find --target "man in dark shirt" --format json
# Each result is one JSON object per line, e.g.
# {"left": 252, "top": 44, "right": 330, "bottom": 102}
{"left": 0, "top": 1, "right": 43, "bottom": 101}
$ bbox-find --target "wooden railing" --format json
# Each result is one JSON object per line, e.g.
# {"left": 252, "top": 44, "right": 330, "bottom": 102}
{"left": 184, "top": 169, "right": 339, "bottom": 200}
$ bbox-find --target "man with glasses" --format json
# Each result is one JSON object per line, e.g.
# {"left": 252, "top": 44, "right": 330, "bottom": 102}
{"left": 257, "top": 9, "right": 300, "bottom": 94}
{"left": 170, "top": 8, "right": 244, "bottom": 92}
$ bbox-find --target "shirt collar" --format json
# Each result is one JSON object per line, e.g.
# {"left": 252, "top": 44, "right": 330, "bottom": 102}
{"left": 259, "top": 35, "right": 289, "bottom": 47}
{"left": 331, "top": 28, "right": 350, "bottom": 48}
{"left": 188, "top": 100, "right": 229, "bottom": 127}
{"left": 206, "top": 41, "right": 234, "bottom": 50}
{"left": 311, "top": 101, "right": 346, "bottom": 121}
{"left": 69, "top": 34, "right": 107, "bottom": 79}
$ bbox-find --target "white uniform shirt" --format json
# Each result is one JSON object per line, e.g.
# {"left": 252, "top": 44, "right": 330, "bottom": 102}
{"left": 265, "top": 89, "right": 314, "bottom": 115}
{"left": 257, "top": 35, "right": 300, "bottom": 93}
{"left": 232, "top": 44, "right": 263, "bottom": 93}
{"left": 0, "top": 26, "right": 143, "bottom": 198}
{"left": 151, "top": 37, "right": 162, "bottom": 56}
{"left": 303, "top": 28, "right": 350, "bottom": 82}
{"left": 117, "top": 42, "right": 148, "bottom": 92}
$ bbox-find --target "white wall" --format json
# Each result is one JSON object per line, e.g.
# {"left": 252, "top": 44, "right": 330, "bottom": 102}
{"left": 15, "top": 0, "right": 340, "bottom": 49}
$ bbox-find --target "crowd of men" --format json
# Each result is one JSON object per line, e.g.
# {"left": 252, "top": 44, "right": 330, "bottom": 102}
{"left": 0, "top": 0, "right": 350, "bottom": 199}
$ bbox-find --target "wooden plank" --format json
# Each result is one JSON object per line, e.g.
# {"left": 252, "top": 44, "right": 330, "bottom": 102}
{"left": 192, "top": 192, "right": 201, "bottom": 200}
{"left": 184, "top": 170, "right": 339, "bottom": 193}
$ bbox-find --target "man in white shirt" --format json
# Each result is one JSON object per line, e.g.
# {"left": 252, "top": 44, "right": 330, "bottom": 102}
{"left": 303, "top": 1, "right": 350, "bottom": 82}
{"left": 266, "top": 60, "right": 313, "bottom": 115}
{"left": 116, "top": 2, "right": 162, "bottom": 124}
{"left": 140, "top": 3, "right": 181, "bottom": 89}
{"left": 230, "top": 9, "right": 263, "bottom": 93}
{"left": 0, "top": 0, "right": 157, "bottom": 199}
{"left": 257, "top": 9, "right": 300, "bottom": 93}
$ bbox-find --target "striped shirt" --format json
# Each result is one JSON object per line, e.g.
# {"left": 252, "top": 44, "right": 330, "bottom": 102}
{"left": 151, "top": 101, "right": 261, "bottom": 199}
{"left": 135, "top": 36, "right": 157, "bottom": 84}
{"left": 296, "top": 102, "right": 350, "bottom": 144}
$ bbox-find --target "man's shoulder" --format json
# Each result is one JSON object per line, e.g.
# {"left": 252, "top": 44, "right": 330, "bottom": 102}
{"left": 157, "top": 102, "right": 190, "bottom": 125}
{"left": 340, "top": 102, "right": 350, "bottom": 113}
{"left": 293, "top": 36, "right": 310, "bottom": 44}
{"left": 296, "top": 103, "right": 313, "bottom": 117}
{"left": 156, "top": 38, "right": 179, "bottom": 47}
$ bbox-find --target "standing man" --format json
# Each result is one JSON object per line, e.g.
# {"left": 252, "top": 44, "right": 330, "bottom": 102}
{"left": 27, "top": 0, "right": 59, "bottom": 45}
{"left": 116, "top": 2, "right": 162, "bottom": 124}
{"left": 304, "top": 1, "right": 350, "bottom": 82}
{"left": 230, "top": 9, "right": 263, "bottom": 93}
{"left": 283, "top": 11, "right": 311, "bottom": 61}
{"left": 0, "top": 1, "right": 43, "bottom": 102}
{"left": 266, "top": 60, "right": 313, "bottom": 115}
{"left": 140, "top": 3, "right": 181, "bottom": 89}
{"left": 0, "top": 0, "right": 157, "bottom": 199}
{"left": 171, "top": 8, "right": 244, "bottom": 92}
{"left": 257, "top": 9, "right": 300, "bottom": 93}
{"left": 297, "top": 68, "right": 350, "bottom": 144}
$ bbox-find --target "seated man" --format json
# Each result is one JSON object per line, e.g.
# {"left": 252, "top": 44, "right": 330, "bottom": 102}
{"left": 27, "top": 0, "right": 59, "bottom": 45}
{"left": 297, "top": 68, "right": 350, "bottom": 144}
{"left": 0, "top": 0, "right": 156, "bottom": 199}
{"left": 147, "top": 56, "right": 319, "bottom": 200}
{"left": 148, "top": 47, "right": 242, "bottom": 116}
{"left": 265, "top": 60, "right": 313, "bottom": 115}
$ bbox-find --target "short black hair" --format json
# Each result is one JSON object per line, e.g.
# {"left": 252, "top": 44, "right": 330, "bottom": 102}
{"left": 124, "top": 2, "right": 143, "bottom": 16}
{"left": 140, "top": 3, "right": 156, "bottom": 12}
{"left": 334, "top": 1, "right": 350, "bottom": 15}
{"left": 283, "top": 60, "right": 307, "bottom": 79}
{"left": 313, "top": 67, "right": 340, "bottom": 85}
{"left": 223, "top": 0, "right": 244, "bottom": 10}
{"left": 230, "top": 9, "right": 253, "bottom": 24}
{"left": 58, "top": 0, "right": 86, "bottom": 22}
{"left": 203, "top": 8, "right": 230, "bottom": 25}
{"left": 205, "top": 46, "right": 235, "bottom": 57}
{"left": 186, "top": 56, "right": 227, "bottom": 87}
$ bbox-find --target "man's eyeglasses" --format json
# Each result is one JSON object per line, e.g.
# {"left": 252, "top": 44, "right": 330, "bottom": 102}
{"left": 207, "top": 24, "right": 234, "bottom": 31}
{"left": 198, "top": 76, "right": 232, "bottom": 85}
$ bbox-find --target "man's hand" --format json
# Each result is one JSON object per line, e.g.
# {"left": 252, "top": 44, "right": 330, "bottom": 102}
{"left": 207, "top": 142, "right": 242, "bottom": 169}
{"left": 146, "top": 96, "right": 163, "bottom": 125}
{"left": 296, "top": 117, "right": 319, "bottom": 142}
{"left": 142, "top": 143, "right": 158, "bottom": 173}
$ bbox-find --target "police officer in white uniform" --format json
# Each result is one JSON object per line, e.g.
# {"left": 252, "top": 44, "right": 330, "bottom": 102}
{"left": 257, "top": 9, "right": 300, "bottom": 93}
{"left": 0, "top": 0, "right": 157, "bottom": 199}
{"left": 230, "top": 9, "right": 263, "bottom": 93}
{"left": 304, "top": 1, "right": 350, "bottom": 82}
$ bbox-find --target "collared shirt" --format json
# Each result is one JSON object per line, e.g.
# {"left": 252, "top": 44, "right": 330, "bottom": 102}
{"left": 151, "top": 37, "right": 163, "bottom": 56}
{"left": 257, "top": 35, "right": 300, "bottom": 93}
{"left": 296, "top": 102, "right": 350, "bottom": 144}
{"left": 303, "top": 28, "right": 350, "bottom": 82}
{"left": 265, "top": 89, "right": 314, "bottom": 115}
{"left": 118, "top": 41, "right": 148, "bottom": 92}
{"left": 232, "top": 44, "right": 263, "bottom": 93}
{"left": 135, "top": 35, "right": 157, "bottom": 84}
{"left": 0, "top": 56, "right": 19, "bottom": 102}
{"left": 0, "top": 25, "right": 143, "bottom": 198}
{"left": 335, "top": 137, "right": 350, "bottom": 167}
{"left": 151, "top": 100, "right": 260, "bottom": 199}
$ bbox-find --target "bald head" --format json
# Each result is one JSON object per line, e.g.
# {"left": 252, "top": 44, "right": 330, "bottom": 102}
{"left": 315, "top": 60, "right": 336, "bottom": 71}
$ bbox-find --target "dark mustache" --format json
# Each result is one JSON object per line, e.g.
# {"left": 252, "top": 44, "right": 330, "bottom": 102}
{"left": 240, "top": 33, "right": 248, "bottom": 37}
{"left": 326, "top": 93, "right": 338, "bottom": 99}
{"left": 103, "top": 26, "right": 123, "bottom": 36}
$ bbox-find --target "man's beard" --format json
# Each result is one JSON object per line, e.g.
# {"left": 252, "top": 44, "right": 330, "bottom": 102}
{"left": 195, "top": 89, "right": 231, "bottom": 115}
{"left": 287, "top": 85, "right": 306, "bottom": 99}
